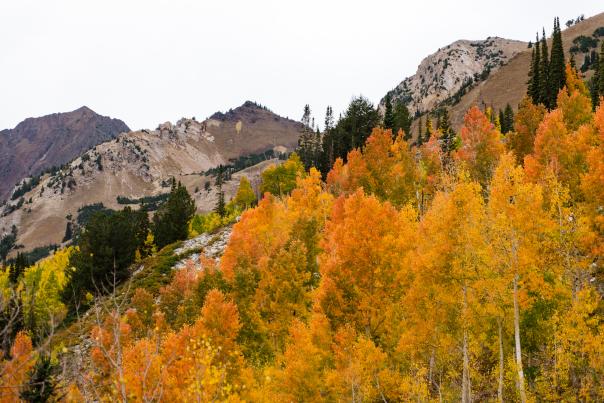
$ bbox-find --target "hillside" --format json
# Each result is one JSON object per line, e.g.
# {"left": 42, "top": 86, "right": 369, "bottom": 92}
{"left": 0, "top": 106, "right": 129, "bottom": 201}
{"left": 381, "top": 37, "right": 527, "bottom": 115}
{"left": 0, "top": 101, "right": 302, "bottom": 251}
{"left": 381, "top": 12, "right": 604, "bottom": 133}
{"left": 447, "top": 11, "right": 604, "bottom": 128}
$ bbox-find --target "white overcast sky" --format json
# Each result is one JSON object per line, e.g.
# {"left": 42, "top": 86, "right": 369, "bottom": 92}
{"left": 0, "top": 1, "right": 602, "bottom": 131}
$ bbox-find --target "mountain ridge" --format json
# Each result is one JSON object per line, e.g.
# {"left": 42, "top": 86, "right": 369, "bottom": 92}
{"left": 0, "top": 101, "right": 303, "bottom": 252}
{"left": 0, "top": 106, "right": 130, "bottom": 201}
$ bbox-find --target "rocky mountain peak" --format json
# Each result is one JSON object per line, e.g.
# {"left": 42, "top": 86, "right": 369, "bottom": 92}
{"left": 382, "top": 37, "right": 527, "bottom": 115}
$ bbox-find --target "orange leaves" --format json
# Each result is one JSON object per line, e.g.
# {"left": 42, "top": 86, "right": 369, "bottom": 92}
{"left": 316, "top": 188, "right": 416, "bottom": 340}
{"left": 0, "top": 332, "right": 35, "bottom": 402}
{"left": 557, "top": 65, "right": 593, "bottom": 131}
{"left": 326, "top": 128, "right": 418, "bottom": 207}
{"left": 197, "top": 289, "right": 241, "bottom": 356}
{"left": 454, "top": 106, "right": 504, "bottom": 187}
{"left": 89, "top": 289, "right": 245, "bottom": 402}
{"left": 221, "top": 194, "right": 289, "bottom": 281}
{"left": 509, "top": 96, "right": 546, "bottom": 163}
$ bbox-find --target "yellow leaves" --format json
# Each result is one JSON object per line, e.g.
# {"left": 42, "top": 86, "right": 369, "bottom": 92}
{"left": 316, "top": 188, "right": 416, "bottom": 340}
{"left": 260, "top": 152, "right": 305, "bottom": 197}
{"left": 325, "top": 128, "right": 419, "bottom": 207}
{"left": 231, "top": 175, "right": 256, "bottom": 210}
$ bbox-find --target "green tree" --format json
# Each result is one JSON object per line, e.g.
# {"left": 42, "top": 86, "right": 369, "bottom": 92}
{"left": 383, "top": 93, "right": 395, "bottom": 130}
{"left": 319, "top": 96, "right": 380, "bottom": 176}
{"left": 298, "top": 104, "right": 322, "bottom": 170}
{"left": 500, "top": 103, "right": 514, "bottom": 134}
{"left": 527, "top": 33, "right": 541, "bottom": 104}
{"left": 9, "top": 253, "right": 28, "bottom": 284}
{"left": 20, "top": 354, "right": 56, "bottom": 402}
{"left": 215, "top": 190, "right": 226, "bottom": 218}
{"left": 152, "top": 181, "right": 196, "bottom": 249}
{"left": 437, "top": 108, "right": 456, "bottom": 154}
{"left": 64, "top": 207, "right": 149, "bottom": 302}
{"left": 538, "top": 28, "right": 550, "bottom": 107}
{"left": 549, "top": 17, "right": 566, "bottom": 107}
{"left": 261, "top": 153, "right": 305, "bottom": 197}
{"left": 417, "top": 115, "right": 424, "bottom": 146}
{"left": 231, "top": 176, "right": 256, "bottom": 210}
{"left": 393, "top": 101, "right": 412, "bottom": 140}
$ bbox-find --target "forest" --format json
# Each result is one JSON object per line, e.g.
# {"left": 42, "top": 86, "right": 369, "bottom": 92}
{"left": 0, "top": 21, "right": 604, "bottom": 402}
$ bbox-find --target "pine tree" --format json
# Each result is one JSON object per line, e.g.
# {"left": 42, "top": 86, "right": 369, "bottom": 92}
{"left": 152, "top": 182, "right": 196, "bottom": 249}
{"left": 498, "top": 109, "right": 506, "bottom": 133}
{"left": 62, "top": 221, "right": 73, "bottom": 242}
{"left": 383, "top": 94, "right": 395, "bottom": 129}
{"left": 438, "top": 108, "right": 456, "bottom": 154}
{"left": 215, "top": 190, "right": 226, "bottom": 217}
{"left": 417, "top": 116, "right": 424, "bottom": 146}
{"left": 324, "top": 105, "right": 334, "bottom": 131}
{"left": 538, "top": 30, "right": 549, "bottom": 106}
{"left": 528, "top": 33, "right": 541, "bottom": 104}
{"left": 9, "top": 253, "right": 28, "bottom": 284}
{"left": 20, "top": 354, "right": 56, "bottom": 402}
{"left": 502, "top": 103, "right": 514, "bottom": 134}
{"left": 538, "top": 29, "right": 550, "bottom": 107}
{"left": 425, "top": 116, "right": 433, "bottom": 142}
{"left": 549, "top": 17, "right": 566, "bottom": 108}
{"left": 393, "top": 101, "right": 412, "bottom": 140}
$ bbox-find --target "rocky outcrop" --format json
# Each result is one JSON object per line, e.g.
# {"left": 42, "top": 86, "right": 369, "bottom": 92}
{"left": 0, "top": 106, "right": 129, "bottom": 200}
{"left": 381, "top": 37, "right": 527, "bottom": 115}
{"left": 0, "top": 102, "right": 302, "bottom": 251}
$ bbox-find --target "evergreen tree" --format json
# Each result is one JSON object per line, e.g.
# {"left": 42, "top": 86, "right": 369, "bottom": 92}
{"left": 214, "top": 171, "right": 226, "bottom": 218}
{"left": 324, "top": 105, "right": 334, "bottom": 131}
{"left": 438, "top": 108, "right": 456, "bottom": 154}
{"left": 549, "top": 17, "right": 566, "bottom": 107}
{"left": 319, "top": 96, "right": 379, "bottom": 176}
{"left": 538, "top": 28, "right": 550, "bottom": 107}
{"left": 424, "top": 116, "right": 433, "bottom": 142}
{"left": 64, "top": 207, "right": 149, "bottom": 302}
{"left": 152, "top": 181, "right": 196, "bottom": 249}
{"left": 9, "top": 252, "right": 28, "bottom": 284}
{"left": 62, "top": 222, "right": 73, "bottom": 243}
{"left": 392, "top": 101, "right": 412, "bottom": 140}
{"left": 20, "top": 354, "right": 56, "bottom": 402}
{"left": 383, "top": 94, "right": 395, "bottom": 129}
{"left": 215, "top": 190, "right": 226, "bottom": 217}
{"left": 527, "top": 33, "right": 541, "bottom": 104}
{"left": 500, "top": 103, "right": 514, "bottom": 134}
{"left": 298, "top": 104, "right": 322, "bottom": 170}
{"left": 498, "top": 109, "right": 506, "bottom": 132}
{"left": 417, "top": 116, "right": 424, "bottom": 146}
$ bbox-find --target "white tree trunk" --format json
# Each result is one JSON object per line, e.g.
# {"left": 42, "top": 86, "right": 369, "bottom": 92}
{"left": 498, "top": 318, "right": 504, "bottom": 403}
{"left": 462, "top": 284, "right": 471, "bottom": 403}
{"left": 513, "top": 274, "right": 527, "bottom": 403}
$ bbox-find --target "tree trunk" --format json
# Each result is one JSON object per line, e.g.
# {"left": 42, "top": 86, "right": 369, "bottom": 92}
{"left": 498, "top": 318, "right": 504, "bottom": 403}
{"left": 462, "top": 283, "right": 471, "bottom": 403}
{"left": 513, "top": 274, "right": 527, "bottom": 403}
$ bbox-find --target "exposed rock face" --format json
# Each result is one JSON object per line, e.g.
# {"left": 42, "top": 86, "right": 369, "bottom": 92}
{"left": 0, "top": 102, "right": 302, "bottom": 251}
{"left": 0, "top": 106, "right": 129, "bottom": 200}
{"left": 382, "top": 37, "right": 527, "bottom": 115}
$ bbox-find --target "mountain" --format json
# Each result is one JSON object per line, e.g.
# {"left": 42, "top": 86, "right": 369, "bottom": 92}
{"left": 0, "top": 101, "right": 303, "bottom": 251}
{"left": 447, "top": 12, "right": 604, "bottom": 128}
{"left": 381, "top": 11, "right": 604, "bottom": 131}
{"left": 0, "top": 106, "right": 129, "bottom": 201}
{"left": 381, "top": 37, "right": 527, "bottom": 115}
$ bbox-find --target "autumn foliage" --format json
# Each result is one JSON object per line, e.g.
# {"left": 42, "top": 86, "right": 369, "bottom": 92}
{"left": 8, "top": 65, "right": 603, "bottom": 401}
